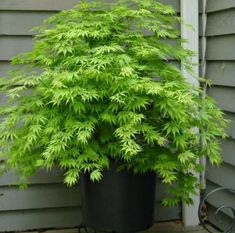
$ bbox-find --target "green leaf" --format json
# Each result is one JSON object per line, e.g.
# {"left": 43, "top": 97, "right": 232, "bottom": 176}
{"left": 64, "top": 169, "right": 79, "bottom": 186}
{"left": 90, "top": 169, "right": 102, "bottom": 182}
{"left": 178, "top": 151, "right": 196, "bottom": 164}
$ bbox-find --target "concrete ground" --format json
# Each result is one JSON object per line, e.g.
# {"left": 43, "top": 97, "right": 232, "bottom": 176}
{"left": 141, "top": 222, "right": 219, "bottom": 233}
{"left": 21, "top": 222, "right": 219, "bottom": 233}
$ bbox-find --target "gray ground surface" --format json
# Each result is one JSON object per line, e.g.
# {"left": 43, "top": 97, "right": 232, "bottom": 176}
{"left": 20, "top": 222, "right": 219, "bottom": 233}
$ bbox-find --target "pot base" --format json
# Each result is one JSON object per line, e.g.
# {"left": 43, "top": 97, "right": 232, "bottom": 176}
{"left": 80, "top": 164, "right": 156, "bottom": 233}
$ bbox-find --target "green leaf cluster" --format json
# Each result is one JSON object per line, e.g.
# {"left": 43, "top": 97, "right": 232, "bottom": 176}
{"left": 0, "top": 0, "right": 227, "bottom": 205}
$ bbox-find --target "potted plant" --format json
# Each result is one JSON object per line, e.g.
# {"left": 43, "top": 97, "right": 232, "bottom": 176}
{"left": 0, "top": 0, "right": 227, "bottom": 232}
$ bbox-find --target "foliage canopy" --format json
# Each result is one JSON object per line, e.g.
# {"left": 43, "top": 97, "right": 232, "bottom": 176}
{"left": 0, "top": 0, "right": 227, "bottom": 205}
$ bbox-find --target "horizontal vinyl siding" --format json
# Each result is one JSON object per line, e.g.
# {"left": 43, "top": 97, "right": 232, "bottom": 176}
{"left": 0, "top": 12, "right": 55, "bottom": 36}
{"left": 207, "top": 87, "right": 235, "bottom": 113}
{"left": 154, "top": 179, "right": 181, "bottom": 222}
{"left": 0, "top": 1, "right": 82, "bottom": 231}
{"left": 206, "top": 10, "right": 235, "bottom": 36}
{"left": 0, "top": 207, "right": 82, "bottom": 232}
{"left": 206, "top": 0, "right": 235, "bottom": 13}
{"left": 0, "top": 174, "right": 181, "bottom": 231}
{"left": 206, "top": 35, "right": 235, "bottom": 61}
{"left": 206, "top": 181, "right": 235, "bottom": 229}
{"left": 225, "top": 113, "right": 235, "bottom": 139}
{"left": 0, "top": 184, "right": 80, "bottom": 211}
{"left": 0, "top": 36, "right": 33, "bottom": 61}
{"left": 0, "top": 170, "right": 83, "bottom": 231}
{"left": 0, "top": 0, "right": 181, "bottom": 231}
{"left": 205, "top": 2, "right": 235, "bottom": 231}
{"left": 0, "top": 0, "right": 79, "bottom": 11}
{"left": 0, "top": 0, "right": 180, "bottom": 11}
{"left": 0, "top": 169, "right": 63, "bottom": 186}
{"left": 0, "top": 62, "right": 13, "bottom": 76}
{"left": 207, "top": 163, "right": 235, "bottom": 191}
{"left": 206, "top": 62, "right": 235, "bottom": 87}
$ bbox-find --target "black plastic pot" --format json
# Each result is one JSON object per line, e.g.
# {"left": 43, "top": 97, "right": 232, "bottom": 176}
{"left": 80, "top": 163, "right": 156, "bottom": 233}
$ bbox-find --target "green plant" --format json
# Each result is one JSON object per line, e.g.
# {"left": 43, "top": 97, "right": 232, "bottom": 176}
{"left": 0, "top": 0, "right": 227, "bottom": 205}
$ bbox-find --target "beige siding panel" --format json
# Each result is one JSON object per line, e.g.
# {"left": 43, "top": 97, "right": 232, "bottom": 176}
{"left": 206, "top": 35, "right": 235, "bottom": 60}
{"left": 207, "top": 10, "right": 235, "bottom": 36}
{"left": 0, "top": 12, "right": 54, "bottom": 36}
{"left": 0, "top": 36, "right": 33, "bottom": 61}
{"left": 207, "top": 87, "right": 235, "bottom": 113}
{"left": 207, "top": 0, "right": 235, "bottom": 13}
{"left": 206, "top": 62, "right": 235, "bottom": 87}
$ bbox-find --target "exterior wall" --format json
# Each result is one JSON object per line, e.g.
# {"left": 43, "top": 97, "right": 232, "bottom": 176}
{"left": 204, "top": 0, "right": 235, "bottom": 229}
{"left": 0, "top": 0, "right": 181, "bottom": 231}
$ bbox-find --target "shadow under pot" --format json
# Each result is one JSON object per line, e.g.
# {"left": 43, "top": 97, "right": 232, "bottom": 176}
{"left": 80, "top": 163, "right": 156, "bottom": 233}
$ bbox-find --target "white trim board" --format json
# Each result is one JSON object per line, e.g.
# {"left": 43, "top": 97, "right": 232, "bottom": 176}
{"left": 180, "top": 0, "right": 200, "bottom": 227}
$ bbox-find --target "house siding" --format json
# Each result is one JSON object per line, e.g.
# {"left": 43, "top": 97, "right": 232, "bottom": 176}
{"left": 0, "top": 0, "right": 181, "bottom": 231}
{"left": 205, "top": 0, "right": 235, "bottom": 229}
